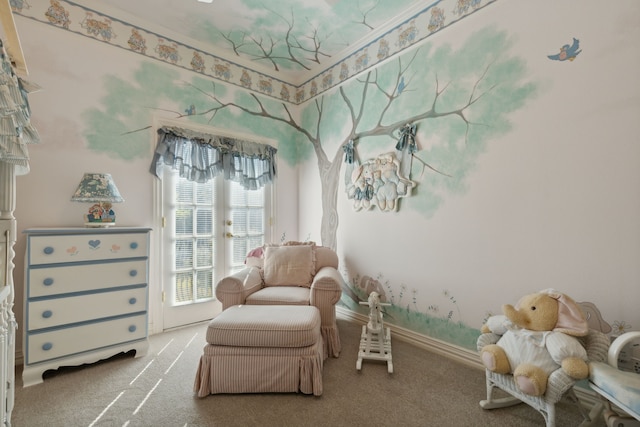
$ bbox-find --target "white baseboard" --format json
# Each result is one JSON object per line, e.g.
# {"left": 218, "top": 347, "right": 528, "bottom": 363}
{"left": 337, "top": 306, "right": 482, "bottom": 370}
{"left": 337, "top": 306, "right": 600, "bottom": 408}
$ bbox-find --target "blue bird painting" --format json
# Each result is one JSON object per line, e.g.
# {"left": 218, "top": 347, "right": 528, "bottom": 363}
{"left": 397, "top": 76, "right": 406, "bottom": 94}
{"left": 184, "top": 104, "right": 196, "bottom": 115}
{"left": 548, "top": 38, "right": 581, "bottom": 61}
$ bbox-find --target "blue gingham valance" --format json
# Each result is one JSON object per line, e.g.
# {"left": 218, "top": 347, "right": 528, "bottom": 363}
{"left": 150, "top": 126, "right": 277, "bottom": 190}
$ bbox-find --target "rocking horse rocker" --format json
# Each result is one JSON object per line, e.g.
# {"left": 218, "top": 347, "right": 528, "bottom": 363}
{"left": 356, "top": 292, "right": 393, "bottom": 373}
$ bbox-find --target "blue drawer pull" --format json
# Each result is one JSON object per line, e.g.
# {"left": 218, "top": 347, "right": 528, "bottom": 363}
{"left": 43, "top": 278, "right": 54, "bottom": 286}
{"left": 130, "top": 242, "right": 139, "bottom": 250}
{"left": 129, "top": 270, "right": 138, "bottom": 277}
{"left": 128, "top": 325, "right": 137, "bottom": 333}
{"left": 43, "top": 246, "right": 54, "bottom": 255}
{"left": 129, "top": 297, "right": 137, "bottom": 305}
{"left": 42, "top": 310, "right": 53, "bottom": 319}
{"left": 42, "top": 343, "right": 53, "bottom": 351}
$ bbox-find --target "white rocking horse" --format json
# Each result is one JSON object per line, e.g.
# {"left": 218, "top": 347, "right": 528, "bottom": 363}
{"left": 356, "top": 291, "right": 393, "bottom": 373}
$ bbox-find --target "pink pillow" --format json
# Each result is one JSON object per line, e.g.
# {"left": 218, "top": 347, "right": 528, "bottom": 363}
{"left": 246, "top": 247, "right": 264, "bottom": 259}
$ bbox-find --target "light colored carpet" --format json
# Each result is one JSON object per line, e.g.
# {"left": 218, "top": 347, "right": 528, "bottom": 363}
{"left": 12, "top": 318, "right": 591, "bottom": 426}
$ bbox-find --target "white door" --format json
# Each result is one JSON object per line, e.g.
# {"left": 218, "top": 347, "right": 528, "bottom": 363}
{"left": 161, "top": 171, "right": 271, "bottom": 329}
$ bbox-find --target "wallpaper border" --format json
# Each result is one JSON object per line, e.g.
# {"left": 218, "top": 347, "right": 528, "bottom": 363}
{"left": 14, "top": 0, "right": 498, "bottom": 105}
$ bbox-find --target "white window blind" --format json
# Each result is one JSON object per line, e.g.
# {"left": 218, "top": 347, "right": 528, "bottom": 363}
{"left": 168, "top": 173, "right": 268, "bottom": 306}
{"left": 228, "top": 180, "right": 265, "bottom": 274}
{"left": 174, "top": 175, "right": 217, "bottom": 304}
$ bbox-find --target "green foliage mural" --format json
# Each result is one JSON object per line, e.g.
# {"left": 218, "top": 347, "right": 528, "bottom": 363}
{"left": 84, "top": 25, "right": 538, "bottom": 251}
{"left": 82, "top": 62, "right": 179, "bottom": 159}
{"left": 82, "top": 63, "right": 300, "bottom": 161}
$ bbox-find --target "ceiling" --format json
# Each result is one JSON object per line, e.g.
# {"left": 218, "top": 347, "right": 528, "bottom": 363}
{"left": 73, "top": 0, "right": 425, "bottom": 81}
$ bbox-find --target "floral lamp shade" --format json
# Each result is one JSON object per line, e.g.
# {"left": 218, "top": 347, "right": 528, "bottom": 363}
{"left": 71, "top": 173, "right": 124, "bottom": 227}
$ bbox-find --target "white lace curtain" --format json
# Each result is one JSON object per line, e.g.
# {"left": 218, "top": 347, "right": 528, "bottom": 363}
{"left": 150, "top": 126, "right": 277, "bottom": 190}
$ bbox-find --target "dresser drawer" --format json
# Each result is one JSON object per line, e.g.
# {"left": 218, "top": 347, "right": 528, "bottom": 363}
{"left": 27, "top": 286, "right": 147, "bottom": 331}
{"left": 27, "top": 232, "right": 148, "bottom": 265}
{"left": 26, "top": 314, "right": 147, "bottom": 365}
{"left": 28, "top": 259, "right": 148, "bottom": 298}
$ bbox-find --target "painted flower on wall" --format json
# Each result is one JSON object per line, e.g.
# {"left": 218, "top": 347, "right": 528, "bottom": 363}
{"left": 612, "top": 320, "right": 632, "bottom": 335}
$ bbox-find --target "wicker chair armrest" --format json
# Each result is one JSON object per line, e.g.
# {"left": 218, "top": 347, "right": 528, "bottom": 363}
{"left": 477, "top": 333, "right": 501, "bottom": 352}
{"left": 546, "top": 330, "right": 609, "bottom": 404}
{"left": 584, "top": 329, "right": 611, "bottom": 363}
{"left": 607, "top": 331, "right": 640, "bottom": 367}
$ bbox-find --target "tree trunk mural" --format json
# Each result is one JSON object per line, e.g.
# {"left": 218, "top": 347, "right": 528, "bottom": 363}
{"left": 319, "top": 149, "right": 342, "bottom": 251}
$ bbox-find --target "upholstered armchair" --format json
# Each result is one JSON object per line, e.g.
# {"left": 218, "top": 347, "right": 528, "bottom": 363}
{"left": 215, "top": 242, "right": 343, "bottom": 358}
{"left": 477, "top": 302, "right": 611, "bottom": 427}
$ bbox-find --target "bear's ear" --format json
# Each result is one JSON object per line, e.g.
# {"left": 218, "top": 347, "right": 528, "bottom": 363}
{"left": 540, "top": 289, "right": 588, "bottom": 336}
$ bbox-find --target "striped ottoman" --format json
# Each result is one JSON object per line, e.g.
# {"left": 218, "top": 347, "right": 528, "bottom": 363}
{"left": 194, "top": 305, "right": 324, "bottom": 396}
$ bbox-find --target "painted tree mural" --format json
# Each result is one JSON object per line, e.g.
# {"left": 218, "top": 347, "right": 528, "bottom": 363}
{"left": 195, "top": 27, "right": 536, "bottom": 250}
{"left": 85, "top": 27, "right": 538, "bottom": 252}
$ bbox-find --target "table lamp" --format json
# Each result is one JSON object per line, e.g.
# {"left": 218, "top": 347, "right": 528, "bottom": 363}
{"left": 71, "top": 173, "right": 124, "bottom": 227}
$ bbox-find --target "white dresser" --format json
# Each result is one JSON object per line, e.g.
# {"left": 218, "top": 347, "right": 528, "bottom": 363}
{"left": 22, "top": 227, "right": 151, "bottom": 387}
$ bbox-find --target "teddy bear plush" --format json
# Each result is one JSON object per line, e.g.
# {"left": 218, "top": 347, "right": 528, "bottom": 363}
{"left": 480, "top": 288, "right": 590, "bottom": 396}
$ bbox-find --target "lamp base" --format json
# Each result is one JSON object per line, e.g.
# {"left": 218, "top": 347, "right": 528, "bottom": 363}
{"left": 84, "top": 203, "right": 117, "bottom": 227}
{"left": 84, "top": 221, "right": 116, "bottom": 228}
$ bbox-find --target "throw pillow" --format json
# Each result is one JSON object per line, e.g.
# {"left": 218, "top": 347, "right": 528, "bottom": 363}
{"left": 263, "top": 244, "right": 315, "bottom": 287}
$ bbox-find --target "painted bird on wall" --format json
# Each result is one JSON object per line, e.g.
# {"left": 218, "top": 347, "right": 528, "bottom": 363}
{"left": 548, "top": 37, "right": 581, "bottom": 61}
{"left": 184, "top": 104, "right": 196, "bottom": 115}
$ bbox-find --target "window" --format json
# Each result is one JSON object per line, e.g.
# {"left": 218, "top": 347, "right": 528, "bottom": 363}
{"left": 162, "top": 170, "right": 271, "bottom": 328}
{"left": 228, "top": 180, "right": 267, "bottom": 274}
{"left": 173, "top": 176, "right": 216, "bottom": 305}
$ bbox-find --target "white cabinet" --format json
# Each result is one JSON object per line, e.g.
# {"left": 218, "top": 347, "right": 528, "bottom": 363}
{"left": 22, "top": 227, "right": 151, "bottom": 387}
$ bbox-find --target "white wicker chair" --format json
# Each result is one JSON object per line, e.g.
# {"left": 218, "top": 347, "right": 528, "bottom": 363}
{"left": 585, "top": 331, "right": 640, "bottom": 427}
{"left": 477, "top": 302, "right": 611, "bottom": 427}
